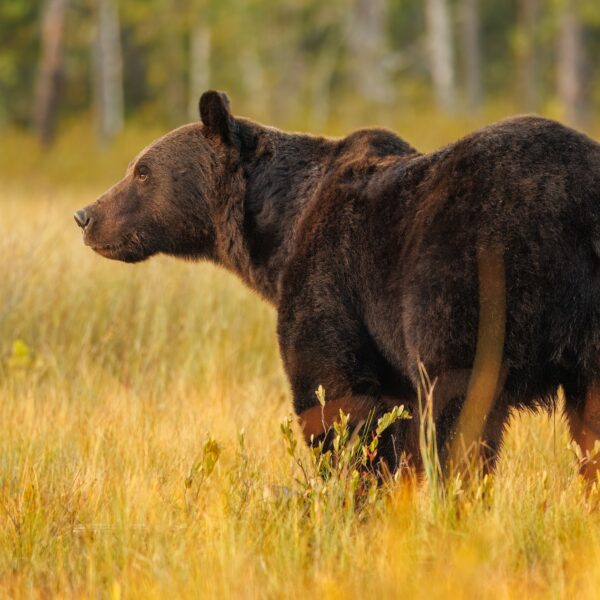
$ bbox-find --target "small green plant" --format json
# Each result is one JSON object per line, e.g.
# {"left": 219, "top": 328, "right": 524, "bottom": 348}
{"left": 227, "top": 429, "right": 264, "bottom": 519}
{"left": 7, "top": 339, "right": 32, "bottom": 370}
{"left": 6, "top": 338, "right": 47, "bottom": 383}
{"left": 184, "top": 434, "right": 222, "bottom": 513}
{"left": 280, "top": 387, "right": 410, "bottom": 516}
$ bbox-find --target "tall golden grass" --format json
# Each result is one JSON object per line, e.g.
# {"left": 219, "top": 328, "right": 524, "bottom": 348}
{"left": 2, "top": 114, "right": 600, "bottom": 598}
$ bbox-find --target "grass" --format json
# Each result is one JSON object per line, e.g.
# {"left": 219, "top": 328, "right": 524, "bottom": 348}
{"left": 3, "top": 116, "right": 600, "bottom": 598}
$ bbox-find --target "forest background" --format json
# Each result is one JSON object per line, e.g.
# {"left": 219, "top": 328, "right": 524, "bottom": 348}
{"left": 3, "top": 0, "right": 600, "bottom": 150}
{"left": 4, "top": 1, "right": 600, "bottom": 597}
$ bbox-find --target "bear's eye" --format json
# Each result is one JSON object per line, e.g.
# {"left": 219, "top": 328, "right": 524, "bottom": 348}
{"left": 136, "top": 165, "right": 150, "bottom": 182}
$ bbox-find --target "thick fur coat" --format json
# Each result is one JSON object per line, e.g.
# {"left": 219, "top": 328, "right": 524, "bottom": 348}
{"left": 75, "top": 91, "right": 600, "bottom": 477}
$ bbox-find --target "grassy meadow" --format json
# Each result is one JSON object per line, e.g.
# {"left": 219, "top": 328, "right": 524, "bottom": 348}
{"left": 4, "top": 114, "right": 600, "bottom": 598}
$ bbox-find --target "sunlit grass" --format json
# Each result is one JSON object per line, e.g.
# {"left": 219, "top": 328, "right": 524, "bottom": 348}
{"left": 3, "top": 114, "right": 600, "bottom": 597}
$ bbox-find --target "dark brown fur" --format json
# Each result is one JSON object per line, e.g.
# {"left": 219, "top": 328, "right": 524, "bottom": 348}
{"left": 75, "top": 91, "right": 600, "bottom": 478}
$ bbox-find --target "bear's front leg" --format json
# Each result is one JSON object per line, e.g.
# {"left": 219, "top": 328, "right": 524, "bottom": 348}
{"left": 277, "top": 304, "right": 416, "bottom": 475}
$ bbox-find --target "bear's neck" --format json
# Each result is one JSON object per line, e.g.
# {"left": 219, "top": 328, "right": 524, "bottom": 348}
{"left": 215, "top": 128, "right": 336, "bottom": 304}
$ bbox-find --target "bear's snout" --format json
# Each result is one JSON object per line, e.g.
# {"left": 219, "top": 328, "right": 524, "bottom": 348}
{"left": 73, "top": 208, "right": 91, "bottom": 230}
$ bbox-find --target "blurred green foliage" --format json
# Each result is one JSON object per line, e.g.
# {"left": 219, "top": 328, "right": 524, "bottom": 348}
{"left": 4, "top": 0, "right": 600, "bottom": 137}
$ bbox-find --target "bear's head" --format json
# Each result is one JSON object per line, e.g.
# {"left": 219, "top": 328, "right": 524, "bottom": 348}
{"left": 74, "top": 91, "right": 240, "bottom": 263}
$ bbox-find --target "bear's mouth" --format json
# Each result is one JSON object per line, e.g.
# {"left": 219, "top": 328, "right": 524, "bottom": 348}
{"left": 89, "top": 240, "right": 125, "bottom": 251}
{"left": 91, "top": 242, "right": 125, "bottom": 256}
{"left": 88, "top": 238, "right": 148, "bottom": 263}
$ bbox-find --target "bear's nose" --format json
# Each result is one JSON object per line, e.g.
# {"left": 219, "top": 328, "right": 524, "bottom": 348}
{"left": 73, "top": 209, "right": 90, "bottom": 229}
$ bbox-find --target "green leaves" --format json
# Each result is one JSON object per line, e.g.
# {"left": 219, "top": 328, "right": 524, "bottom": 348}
{"left": 7, "top": 338, "right": 32, "bottom": 370}
{"left": 280, "top": 388, "right": 411, "bottom": 517}
{"left": 184, "top": 434, "right": 222, "bottom": 512}
{"left": 185, "top": 434, "right": 222, "bottom": 490}
{"left": 280, "top": 415, "right": 298, "bottom": 457}
{"left": 376, "top": 404, "right": 410, "bottom": 437}
{"left": 315, "top": 384, "right": 326, "bottom": 407}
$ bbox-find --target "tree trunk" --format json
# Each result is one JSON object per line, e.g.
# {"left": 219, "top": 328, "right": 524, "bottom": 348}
{"left": 309, "top": 44, "right": 338, "bottom": 130}
{"left": 188, "top": 15, "right": 211, "bottom": 122}
{"left": 94, "top": 0, "right": 124, "bottom": 144}
{"left": 165, "top": 0, "right": 186, "bottom": 126}
{"left": 557, "top": 0, "right": 585, "bottom": 126}
{"left": 516, "top": 0, "right": 540, "bottom": 112}
{"left": 34, "top": 0, "right": 69, "bottom": 147}
{"left": 424, "top": 0, "right": 456, "bottom": 113}
{"left": 239, "top": 46, "right": 266, "bottom": 118}
{"left": 345, "top": 0, "right": 391, "bottom": 106}
{"left": 459, "top": 0, "right": 481, "bottom": 112}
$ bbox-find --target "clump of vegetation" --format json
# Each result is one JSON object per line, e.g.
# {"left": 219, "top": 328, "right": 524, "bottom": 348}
{"left": 279, "top": 389, "right": 410, "bottom": 517}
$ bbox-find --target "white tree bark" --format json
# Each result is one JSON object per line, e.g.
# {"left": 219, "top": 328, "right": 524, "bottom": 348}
{"left": 94, "top": 0, "right": 124, "bottom": 143}
{"left": 517, "top": 0, "right": 540, "bottom": 112}
{"left": 34, "top": 0, "right": 69, "bottom": 146}
{"left": 425, "top": 0, "right": 456, "bottom": 113}
{"left": 459, "top": 0, "right": 481, "bottom": 111}
{"left": 188, "top": 20, "right": 211, "bottom": 121}
{"left": 557, "top": 0, "right": 585, "bottom": 125}
{"left": 165, "top": 0, "right": 186, "bottom": 125}
{"left": 239, "top": 45, "right": 267, "bottom": 117}
{"left": 309, "top": 45, "right": 338, "bottom": 130}
{"left": 345, "top": 0, "right": 391, "bottom": 105}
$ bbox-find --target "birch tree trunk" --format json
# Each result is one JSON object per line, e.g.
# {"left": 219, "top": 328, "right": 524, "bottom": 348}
{"left": 34, "top": 0, "right": 69, "bottom": 147}
{"left": 459, "top": 0, "right": 481, "bottom": 112}
{"left": 94, "top": 0, "right": 124, "bottom": 144}
{"left": 557, "top": 0, "right": 585, "bottom": 126}
{"left": 239, "top": 46, "right": 266, "bottom": 117}
{"left": 309, "top": 44, "right": 338, "bottom": 130}
{"left": 165, "top": 0, "right": 186, "bottom": 126}
{"left": 517, "top": 0, "right": 540, "bottom": 112}
{"left": 424, "top": 0, "right": 456, "bottom": 113}
{"left": 188, "top": 16, "right": 211, "bottom": 122}
{"left": 345, "top": 0, "right": 391, "bottom": 105}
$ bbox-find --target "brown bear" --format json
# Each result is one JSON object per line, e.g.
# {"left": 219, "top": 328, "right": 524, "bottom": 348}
{"left": 74, "top": 90, "right": 600, "bottom": 479}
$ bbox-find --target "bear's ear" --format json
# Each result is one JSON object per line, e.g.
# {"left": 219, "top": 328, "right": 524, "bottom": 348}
{"left": 199, "top": 90, "right": 233, "bottom": 144}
